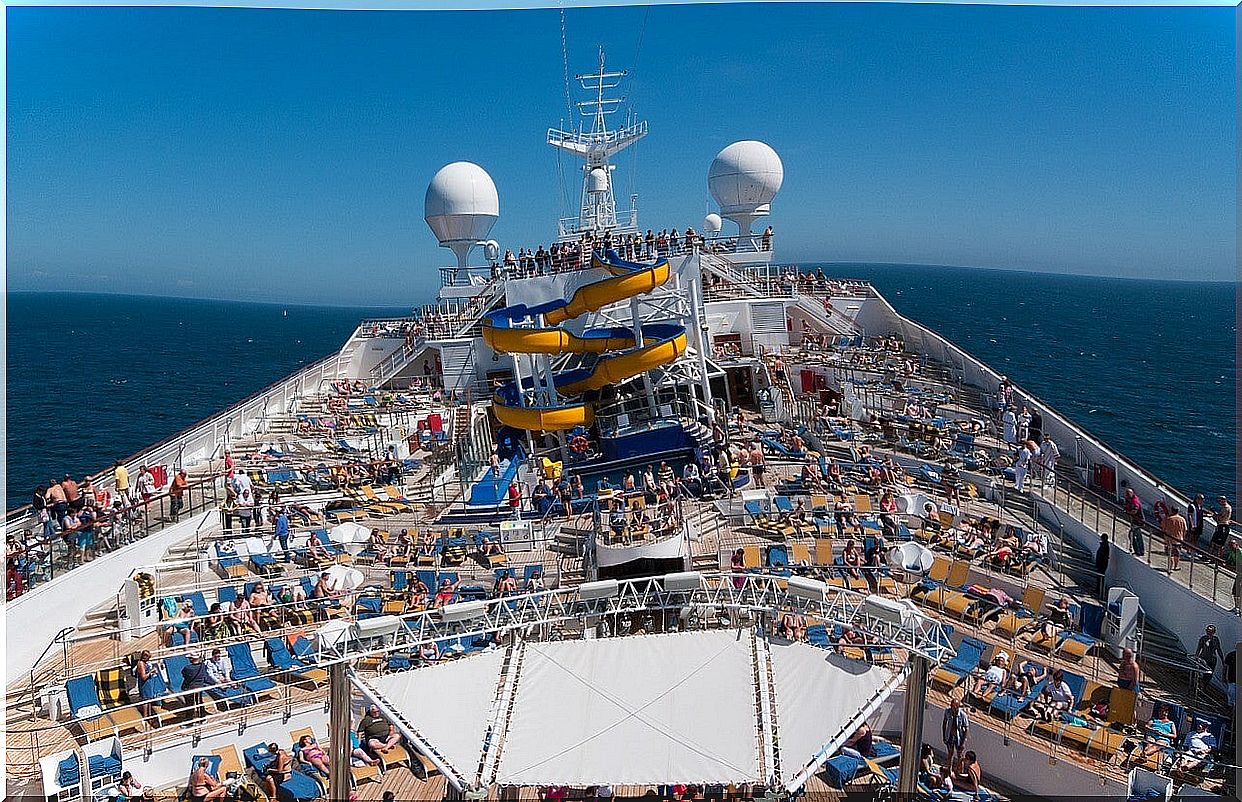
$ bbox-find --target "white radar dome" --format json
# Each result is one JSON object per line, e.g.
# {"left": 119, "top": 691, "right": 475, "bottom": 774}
{"left": 425, "top": 161, "right": 499, "bottom": 267}
{"left": 708, "top": 140, "right": 783, "bottom": 235}
{"left": 704, "top": 213, "right": 722, "bottom": 234}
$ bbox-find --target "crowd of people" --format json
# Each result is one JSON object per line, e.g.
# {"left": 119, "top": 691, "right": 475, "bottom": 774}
{"left": 7, "top": 464, "right": 198, "bottom": 599}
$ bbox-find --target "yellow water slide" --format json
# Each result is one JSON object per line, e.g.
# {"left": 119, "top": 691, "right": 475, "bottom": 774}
{"left": 482, "top": 250, "right": 687, "bottom": 432}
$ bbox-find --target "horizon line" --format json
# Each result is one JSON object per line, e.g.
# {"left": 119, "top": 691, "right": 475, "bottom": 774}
{"left": 7, "top": 261, "right": 1238, "bottom": 310}
{"left": 5, "top": 0, "right": 1235, "bottom": 8}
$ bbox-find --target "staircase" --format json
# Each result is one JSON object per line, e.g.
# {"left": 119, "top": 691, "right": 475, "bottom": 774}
{"left": 792, "top": 293, "right": 856, "bottom": 337}
{"left": 368, "top": 278, "right": 507, "bottom": 389}
{"left": 699, "top": 251, "right": 769, "bottom": 297}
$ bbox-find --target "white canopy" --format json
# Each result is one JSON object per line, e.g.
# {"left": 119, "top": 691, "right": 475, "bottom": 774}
{"left": 361, "top": 629, "right": 902, "bottom": 790}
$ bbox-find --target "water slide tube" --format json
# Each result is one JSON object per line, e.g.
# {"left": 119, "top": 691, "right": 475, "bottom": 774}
{"left": 481, "top": 250, "right": 688, "bottom": 432}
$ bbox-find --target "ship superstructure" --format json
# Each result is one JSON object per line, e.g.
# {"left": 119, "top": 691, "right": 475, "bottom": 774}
{"left": 4, "top": 60, "right": 1236, "bottom": 802}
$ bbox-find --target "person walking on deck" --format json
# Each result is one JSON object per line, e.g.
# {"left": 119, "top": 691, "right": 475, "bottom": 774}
{"left": 1210, "top": 496, "right": 1232, "bottom": 559}
{"left": 1124, "top": 487, "right": 1145, "bottom": 557}
{"left": 942, "top": 697, "right": 969, "bottom": 769}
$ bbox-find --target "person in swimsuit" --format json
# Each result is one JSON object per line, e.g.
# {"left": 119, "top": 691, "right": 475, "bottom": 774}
{"left": 188, "top": 758, "right": 226, "bottom": 802}
{"left": 261, "top": 742, "right": 294, "bottom": 800}
{"left": 296, "top": 734, "right": 330, "bottom": 777}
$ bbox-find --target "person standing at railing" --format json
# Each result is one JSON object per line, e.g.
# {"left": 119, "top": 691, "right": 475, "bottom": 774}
{"left": 114, "top": 460, "right": 133, "bottom": 505}
{"left": 62, "top": 474, "right": 82, "bottom": 512}
{"left": 136, "top": 465, "right": 156, "bottom": 506}
{"left": 1187, "top": 494, "right": 1206, "bottom": 549}
{"left": 169, "top": 469, "right": 189, "bottom": 521}
{"left": 46, "top": 478, "right": 68, "bottom": 525}
{"left": 1161, "top": 507, "right": 1188, "bottom": 572}
{"left": 1124, "top": 487, "right": 1146, "bottom": 557}
{"left": 1210, "top": 496, "right": 1232, "bottom": 560}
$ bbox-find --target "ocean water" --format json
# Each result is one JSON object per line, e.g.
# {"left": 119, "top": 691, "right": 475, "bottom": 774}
{"left": 5, "top": 293, "right": 402, "bottom": 510}
{"left": 5, "top": 269, "right": 1236, "bottom": 510}
{"left": 821, "top": 264, "right": 1237, "bottom": 501}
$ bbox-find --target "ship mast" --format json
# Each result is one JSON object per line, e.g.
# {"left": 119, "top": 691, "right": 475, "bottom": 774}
{"left": 548, "top": 47, "right": 647, "bottom": 239}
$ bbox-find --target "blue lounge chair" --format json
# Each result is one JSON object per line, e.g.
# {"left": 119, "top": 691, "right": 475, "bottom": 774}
{"left": 226, "top": 644, "right": 277, "bottom": 697}
{"left": 66, "top": 675, "right": 113, "bottom": 739}
{"left": 265, "top": 638, "right": 327, "bottom": 686}
{"left": 930, "top": 636, "right": 986, "bottom": 691}
{"left": 164, "top": 654, "right": 254, "bottom": 710}
{"left": 242, "top": 743, "right": 323, "bottom": 802}
{"left": 990, "top": 678, "right": 1047, "bottom": 721}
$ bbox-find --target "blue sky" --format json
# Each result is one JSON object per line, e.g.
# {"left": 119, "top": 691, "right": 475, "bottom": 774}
{"left": 6, "top": 4, "right": 1236, "bottom": 305}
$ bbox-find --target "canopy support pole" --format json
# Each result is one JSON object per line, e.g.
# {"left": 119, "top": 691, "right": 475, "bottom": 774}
{"left": 329, "top": 661, "right": 353, "bottom": 801}
{"left": 897, "top": 654, "right": 929, "bottom": 798}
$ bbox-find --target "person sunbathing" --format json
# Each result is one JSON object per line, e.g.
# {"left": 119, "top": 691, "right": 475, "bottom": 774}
{"left": 837, "top": 626, "right": 867, "bottom": 650}
{"left": 419, "top": 641, "right": 440, "bottom": 663}
{"left": 229, "top": 599, "right": 261, "bottom": 635}
{"left": 839, "top": 723, "right": 877, "bottom": 759}
{"left": 971, "top": 654, "right": 1010, "bottom": 699}
{"left": 433, "top": 578, "right": 457, "bottom": 607}
{"left": 841, "top": 540, "right": 863, "bottom": 579}
{"left": 419, "top": 531, "right": 437, "bottom": 557}
{"left": 312, "top": 572, "right": 342, "bottom": 600}
{"left": 1122, "top": 705, "right": 1177, "bottom": 769}
{"left": 358, "top": 705, "right": 404, "bottom": 755}
{"left": 367, "top": 529, "right": 390, "bottom": 561}
{"left": 495, "top": 571, "right": 517, "bottom": 596}
{"left": 482, "top": 537, "right": 503, "bottom": 558}
{"left": 261, "top": 743, "right": 294, "bottom": 801}
{"left": 188, "top": 758, "right": 227, "bottom": 802}
{"left": 393, "top": 529, "right": 415, "bottom": 558}
{"left": 1031, "top": 669, "right": 1074, "bottom": 723}
{"left": 1171, "top": 721, "right": 1217, "bottom": 774}
{"left": 405, "top": 577, "right": 428, "bottom": 609}
{"left": 780, "top": 612, "right": 806, "bottom": 642}
{"left": 249, "top": 581, "right": 273, "bottom": 608}
{"left": 306, "top": 534, "right": 331, "bottom": 564}
{"left": 291, "top": 735, "right": 328, "bottom": 778}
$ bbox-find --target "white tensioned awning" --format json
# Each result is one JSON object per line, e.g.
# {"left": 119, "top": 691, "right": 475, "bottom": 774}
{"left": 360, "top": 629, "right": 904, "bottom": 791}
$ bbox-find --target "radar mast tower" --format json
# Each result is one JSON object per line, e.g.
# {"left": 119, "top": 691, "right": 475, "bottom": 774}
{"left": 548, "top": 48, "right": 647, "bottom": 239}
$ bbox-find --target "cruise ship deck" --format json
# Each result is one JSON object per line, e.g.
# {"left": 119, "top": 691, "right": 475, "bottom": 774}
{"left": 5, "top": 77, "right": 1236, "bottom": 802}
{"left": 6, "top": 295, "right": 1236, "bottom": 801}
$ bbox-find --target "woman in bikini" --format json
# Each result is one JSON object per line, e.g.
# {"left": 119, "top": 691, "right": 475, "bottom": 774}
{"left": 296, "top": 735, "right": 330, "bottom": 777}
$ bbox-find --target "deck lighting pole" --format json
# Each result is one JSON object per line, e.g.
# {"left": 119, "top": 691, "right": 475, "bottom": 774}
{"left": 896, "top": 654, "right": 929, "bottom": 799}
{"left": 328, "top": 661, "right": 353, "bottom": 801}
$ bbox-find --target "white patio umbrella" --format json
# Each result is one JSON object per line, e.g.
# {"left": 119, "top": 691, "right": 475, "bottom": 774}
{"left": 324, "top": 563, "right": 365, "bottom": 593}
{"left": 328, "top": 521, "right": 372, "bottom": 556}
{"left": 888, "top": 541, "right": 936, "bottom": 580}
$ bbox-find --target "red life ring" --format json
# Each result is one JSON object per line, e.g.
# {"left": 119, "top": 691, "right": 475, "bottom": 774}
{"left": 570, "top": 436, "right": 589, "bottom": 454}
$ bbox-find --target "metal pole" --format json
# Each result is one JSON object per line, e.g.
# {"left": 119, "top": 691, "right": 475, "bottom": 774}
{"left": 328, "top": 662, "right": 352, "bottom": 802}
{"left": 896, "top": 655, "right": 929, "bottom": 799}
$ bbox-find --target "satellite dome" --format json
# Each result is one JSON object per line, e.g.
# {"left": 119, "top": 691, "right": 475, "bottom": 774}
{"left": 707, "top": 141, "right": 783, "bottom": 235}
{"left": 425, "top": 162, "right": 499, "bottom": 267}
{"left": 704, "top": 213, "right": 722, "bottom": 234}
{"left": 587, "top": 167, "right": 609, "bottom": 194}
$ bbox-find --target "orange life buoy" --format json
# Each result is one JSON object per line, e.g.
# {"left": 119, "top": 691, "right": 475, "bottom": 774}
{"left": 570, "top": 436, "right": 589, "bottom": 454}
